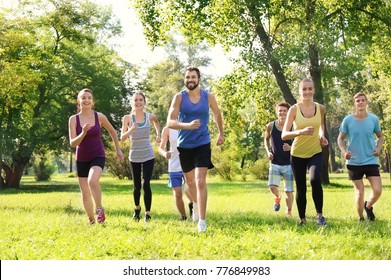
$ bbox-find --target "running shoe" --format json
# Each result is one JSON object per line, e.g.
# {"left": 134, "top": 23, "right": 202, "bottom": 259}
{"left": 188, "top": 202, "right": 193, "bottom": 217}
{"left": 274, "top": 196, "right": 281, "bottom": 211}
{"left": 364, "top": 201, "right": 375, "bottom": 221}
{"left": 144, "top": 213, "right": 151, "bottom": 222}
{"left": 317, "top": 216, "right": 327, "bottom": 226}
{"left": 198, "top": 220, "right": 207, "bottom": 233}
{"left": 133, "top": 206, "right": 141, "bottom": 221}
{"left": 96, "top": 207, "right": 106, "bottom": 223}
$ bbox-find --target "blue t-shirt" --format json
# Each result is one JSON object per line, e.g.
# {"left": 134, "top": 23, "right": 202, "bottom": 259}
{"left": 339, "top": 113, "right": 381, "bottom": 166}
{"left": 178, "top": 89, "right": 210, "bottom": 149}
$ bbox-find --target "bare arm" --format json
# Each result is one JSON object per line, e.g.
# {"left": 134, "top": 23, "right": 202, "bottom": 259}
{"left": 373, "top": 131, "right": 383, "bottom": 157}
{"left": 68, "top": 115, "right": 89, "bottom": 148}
{"left": 149, "top": 113, "right": 161, "bottom": 143}
{"left": 282, "top": 106, "right": 299, "bottom": 140}
{"left": 319, "top": 104, "right": 328, "bottom": 147}
{"left": 264, "top": 122, "right": 273, "bottom": 160}
{"left": 158, "top": 126, "right": 171, "bottom": 159}
{"left": 120, "top": 114, "right": 138, "bottom": 142}
{"left": 99, "top": 113, "right": 124, "bottom": 161}
{"left": 208, "top": 93, "right": 224, "bottom": 146}
{"left": 337, "top": 131, "right": 351, "bottom": 159}
{"left": 167, "top": 93, "right": 200, "bottom": 130}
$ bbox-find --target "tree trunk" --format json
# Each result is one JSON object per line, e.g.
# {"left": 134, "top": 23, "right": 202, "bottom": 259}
{"left": 245, "top": 0, "right": 296, "bottom": 105}
{"left": 309, "top": 44, "right": 330, "bottom": 184}
{"left": 8, "top": 162, "right": 26, "bottom": 189}
{"left": 69, "top": 152, "right": 73, "bottom": 173}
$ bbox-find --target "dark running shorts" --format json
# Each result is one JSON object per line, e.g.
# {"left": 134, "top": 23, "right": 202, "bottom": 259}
{"left": 177, "top": 143, "right": 214, "bottom": 173}
{"left": 76, "top": 157, "right": 106, "bottom": 178}
{"left": 347, "top": 164, "right": 380, "bottom": 180}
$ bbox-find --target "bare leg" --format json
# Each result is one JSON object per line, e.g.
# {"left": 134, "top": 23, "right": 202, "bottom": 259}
{"left": 195, "top": 167, "right": 208, "bottom": 220}
{"left": 78, "top": 177, "right": 95, "bottom": 222}
{"left": 172, "top": 187, "right": 186, "bottom": 218}
{"left": 88, "top": 166, "right": 103, "bottom": 209}
{"left": 366, "top": 176, "right": 382, "bottom": 208}
{"left": 286, "top": 191, "right": 294, "bottom": 215}
{"left": 269, "top": 185, "right": 281, "bottom": 200}
{"left": 352, "top": 179, "right": 365, "bottom": 219}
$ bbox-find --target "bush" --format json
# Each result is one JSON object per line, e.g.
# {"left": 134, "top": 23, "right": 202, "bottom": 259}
{"left": 211, "top": 148, "right": 239, "bottom": 181}
{"left": 105, "top": 143, "right": 167, "bottom": 180}
{"left": 152, "top": 146, "right": 168, "bottom": 179}
{"left": 105, "top": 142, "right": 132, "bottom": 180}
{"left": 248, "top": 158, "right": 269, "bottom": 180}
{"left": 34, "top": 160, "right": 55, "bottom": 181}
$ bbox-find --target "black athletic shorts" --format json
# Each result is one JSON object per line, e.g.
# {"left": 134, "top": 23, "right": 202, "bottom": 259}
{"left": 177, "top": 143, "right": 214, "bottom": 173}
{"left": 347, "top": 164, "right": 380, "bottom": 180}
{"left": 76, "top": 157, "right": 106, "bottom": 178}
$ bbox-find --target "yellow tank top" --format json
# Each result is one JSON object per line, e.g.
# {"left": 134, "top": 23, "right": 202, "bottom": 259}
{"left": 291, "top": 103, "right": 322, "bottom": 158}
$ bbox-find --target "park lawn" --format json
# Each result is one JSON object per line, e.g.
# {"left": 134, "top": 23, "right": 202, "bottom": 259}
{"left": 0, "top": 173, "right": 390, "bottom": 260}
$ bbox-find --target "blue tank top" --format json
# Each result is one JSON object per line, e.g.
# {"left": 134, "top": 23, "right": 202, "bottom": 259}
{"left": 178, "top": 89, "right": 210, "bottom": 149}
{"left": 271, "top": 121, "right": 292, "bottom": 165}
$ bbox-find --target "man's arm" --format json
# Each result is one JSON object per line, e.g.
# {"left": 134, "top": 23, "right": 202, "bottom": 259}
{"left": 167, "top": 93, "right": 200, "bottom": 130}
{"left": 208, "top": 93, "right": 224, "bottom": 146}
{"left": 264, "top": 122, "right": 273, "bottom": 160}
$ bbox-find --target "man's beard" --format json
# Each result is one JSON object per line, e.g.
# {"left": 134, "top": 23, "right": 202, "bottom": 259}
{"left": 186, "top": 81, "right": 199, "bottom": 90}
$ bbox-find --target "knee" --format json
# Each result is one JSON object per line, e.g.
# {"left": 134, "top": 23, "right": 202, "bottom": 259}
{"left": 310, "top": 178, "right": 321, "bottom": 189}
{"left": 373, "top": 187, "right": 382, "bottom": 197}
{"left": 174, "top": 190, "right": 182, "bottom": 199}
{"left": 88, "top": 179, "right": 99, "bottom": 189}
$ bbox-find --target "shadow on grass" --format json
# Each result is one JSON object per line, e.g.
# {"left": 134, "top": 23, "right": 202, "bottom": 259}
{"left": 0, "top": 181, "right": 170, "bottom": 195}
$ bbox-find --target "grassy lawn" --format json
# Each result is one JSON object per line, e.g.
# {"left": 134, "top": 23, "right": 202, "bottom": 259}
{"left": 0, "top": 173, "right": 390, "bottom": 260}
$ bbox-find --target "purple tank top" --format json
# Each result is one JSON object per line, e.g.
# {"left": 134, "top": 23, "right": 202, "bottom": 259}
{"left": 75, "top": 111, "right": 105, "bottom": 161}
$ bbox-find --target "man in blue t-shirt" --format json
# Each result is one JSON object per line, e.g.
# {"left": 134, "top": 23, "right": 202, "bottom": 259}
{"left": 337, "top": 92, "right": 384, "bottom": 221}
{"left": 167, "top": 66, "right": 224, "bottom": 233}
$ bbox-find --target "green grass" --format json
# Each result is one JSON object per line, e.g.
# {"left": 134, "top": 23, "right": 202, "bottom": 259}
{"left": 0, "top": 173, "right": 390, "bottom": 260}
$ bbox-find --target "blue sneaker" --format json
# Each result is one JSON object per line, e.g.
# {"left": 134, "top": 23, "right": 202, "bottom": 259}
{"left": 317, "top": 216, "right": 327, "bottom": 226}
{"left": 274, "top": 197, "right": 281, "bottom": 211}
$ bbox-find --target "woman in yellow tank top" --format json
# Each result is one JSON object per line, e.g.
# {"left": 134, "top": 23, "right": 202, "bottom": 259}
{"left": 282, "top": 78, "right": 328, "bottom": 226}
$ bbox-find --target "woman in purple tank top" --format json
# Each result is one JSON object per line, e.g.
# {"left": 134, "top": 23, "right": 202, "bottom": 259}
{"left": 68, "top": 88, "right": 124, "bottom": 224}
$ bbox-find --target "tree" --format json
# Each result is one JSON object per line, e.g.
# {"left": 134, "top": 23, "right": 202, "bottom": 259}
{"left": 132, "top": 0, "right": 391, "bottom": 182}
{"left": 0, "top": 0, "right": 129, "bottom": 188}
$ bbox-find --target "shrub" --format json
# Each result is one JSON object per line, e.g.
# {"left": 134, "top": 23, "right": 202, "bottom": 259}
{"left": 105, "top": 143, "right": 167, "bottom": 180}
{"left": 248, "top": 157, "right": 269, "bottom": 180}
{"left": 34, "top": 160, "right": 55, "bottom": 181}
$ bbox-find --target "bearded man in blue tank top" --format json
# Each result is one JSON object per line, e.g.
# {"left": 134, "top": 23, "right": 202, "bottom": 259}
{"left": 167, "top": 67, "right": 224, "bottom": 233}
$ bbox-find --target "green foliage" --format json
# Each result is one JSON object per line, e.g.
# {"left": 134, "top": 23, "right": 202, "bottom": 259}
{"left": 211, "top": 146, "right": 239, "bottom": 181}
{"left": 0, "top": 0, "right": 129, "bottom": 188}
{"left": 151, "top": 146, "right": 168, "bottom": 180}
{"left": 105, "top": 142, "right": 132, "bottom": 180}
{"left": 105, "top": 143, "right": 167, "bottom": 180}
{"left": 132, "top": 0, "right": 391, "bottom": 176}
{"left": 33, "top": 160, "right": 55, "bottom": 181}
{"left": 247, "top": 157, "right": 270, "bottom": 181}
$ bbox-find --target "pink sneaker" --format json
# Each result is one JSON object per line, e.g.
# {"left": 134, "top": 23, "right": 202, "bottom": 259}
{"left": 96, "top": 207, "right": 106, "bottom": 223}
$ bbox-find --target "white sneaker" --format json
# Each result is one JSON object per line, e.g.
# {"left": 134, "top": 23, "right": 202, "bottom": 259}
{"left": 192, "top": 202, "right": 199, "bottom": 222}
{"left": 198, "top": 220, "right": 207, "bottom": 233}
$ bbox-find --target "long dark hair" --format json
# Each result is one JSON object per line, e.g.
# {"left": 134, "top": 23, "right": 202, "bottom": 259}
{"left": 76, "top": 88, "right": 94, "bottom": 112}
